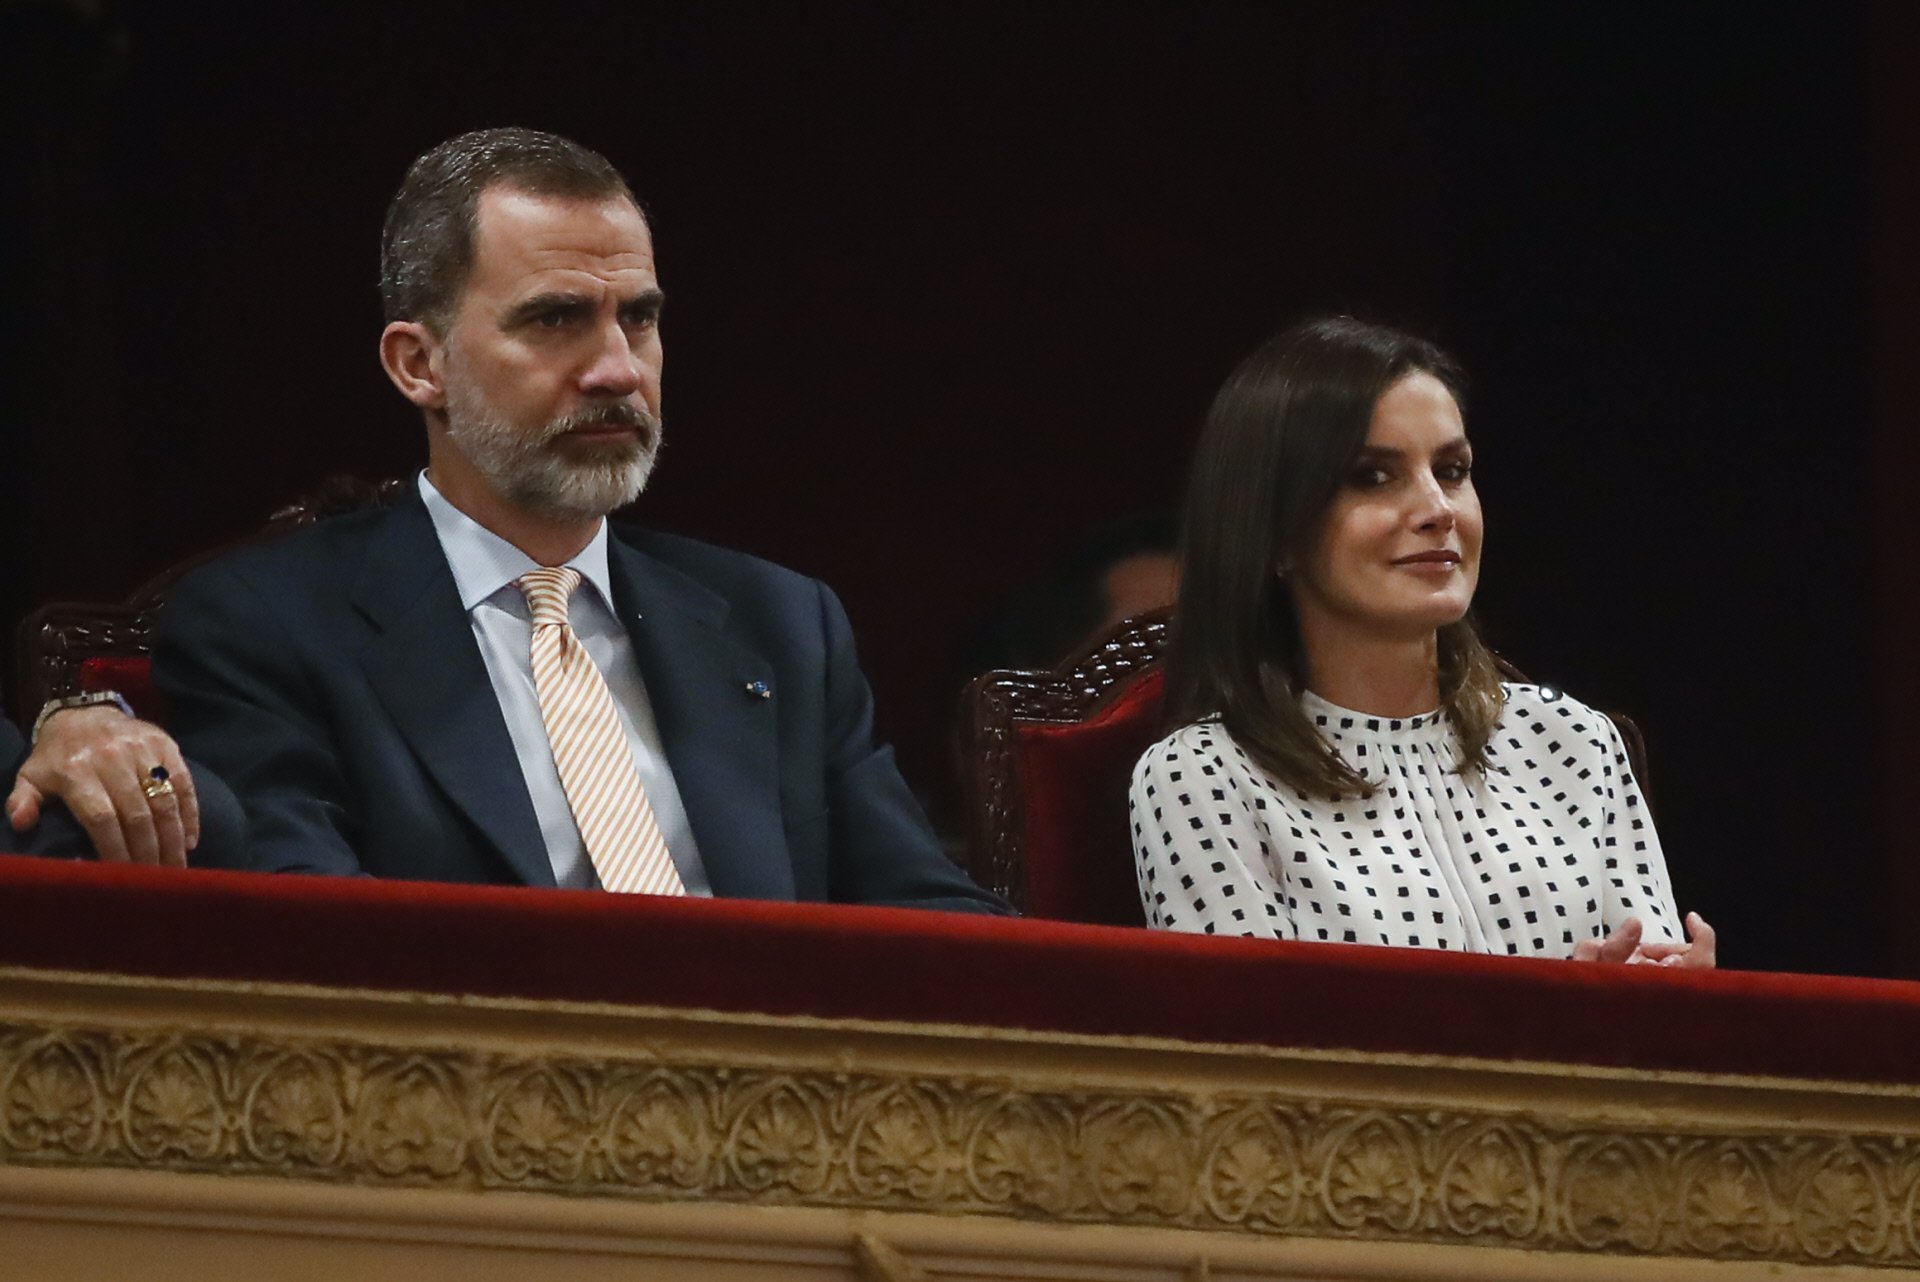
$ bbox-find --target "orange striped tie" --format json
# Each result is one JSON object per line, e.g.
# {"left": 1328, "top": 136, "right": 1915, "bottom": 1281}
{"left": 517, "top": 567, "right": 685, "bottom": 896}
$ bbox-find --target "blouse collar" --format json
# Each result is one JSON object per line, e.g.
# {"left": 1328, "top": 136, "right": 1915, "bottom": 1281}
{"left": 1299, "top": 688, "right": 1447, "bottom": 740}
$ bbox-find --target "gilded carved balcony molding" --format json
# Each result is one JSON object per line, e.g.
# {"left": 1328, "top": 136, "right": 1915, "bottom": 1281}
{"left": 3, "top": 967, "right": 1919, "bottom": 1274}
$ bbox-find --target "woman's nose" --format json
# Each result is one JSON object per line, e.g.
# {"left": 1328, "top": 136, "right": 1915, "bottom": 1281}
{"left": 1412, "top": 475, "right": 1457, "bottom": 532}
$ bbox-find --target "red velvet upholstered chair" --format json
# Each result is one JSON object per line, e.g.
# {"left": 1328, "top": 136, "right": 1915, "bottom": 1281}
{"left": 959, "top": 610, "right": 1657, "bottom": 927}
{"left": 11, "top": 477, "right": 407, "bottom": 728}
{"left": 960, "top": 611, "right": 1172, "bottom": 926}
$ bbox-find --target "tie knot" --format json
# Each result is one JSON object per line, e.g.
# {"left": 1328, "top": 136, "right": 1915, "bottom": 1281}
{"left": 517, "top": 566, "right": 582, "bottom": 628}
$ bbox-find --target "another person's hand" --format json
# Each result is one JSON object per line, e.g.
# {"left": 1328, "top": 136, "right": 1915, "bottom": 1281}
{"left": 6, "top": 705, "right": 200, "bottom": 866}
{"left": 1571, "top": 916, "right": 1643, "bottom": 964}
{"left": 1571, "top": 913, "right": 1717, "bottom": 969}
{"left": 1634, "top": 911, "right": 1717, "bottom": 970}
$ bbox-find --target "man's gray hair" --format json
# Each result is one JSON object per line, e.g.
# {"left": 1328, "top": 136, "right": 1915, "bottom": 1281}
{"left": 379, "top": 127, "right": 641, "bottom": 333}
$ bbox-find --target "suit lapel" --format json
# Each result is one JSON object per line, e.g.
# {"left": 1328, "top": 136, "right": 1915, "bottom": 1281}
{"left": 351, "top": 498, "right": 555, "bottom": 887}
{"left": 607, "top": 536, "right": 787, "bottom": 899}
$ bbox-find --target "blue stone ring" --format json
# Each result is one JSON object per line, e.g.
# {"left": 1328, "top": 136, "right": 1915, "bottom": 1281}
{"left": 745, "top": 680, "right": 771, "bottom": 700}
{"left": 142, "top": 764, "right": 175, "bottom": 799}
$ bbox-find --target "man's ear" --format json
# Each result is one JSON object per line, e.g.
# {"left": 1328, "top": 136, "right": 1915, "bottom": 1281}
{"left": 380, "top": 320, "right": 447, "bottom": 410}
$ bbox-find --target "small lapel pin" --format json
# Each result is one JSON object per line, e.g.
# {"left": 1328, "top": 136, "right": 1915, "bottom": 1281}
{"left": 745, "top": 680, "right": 772, "bottom": 700}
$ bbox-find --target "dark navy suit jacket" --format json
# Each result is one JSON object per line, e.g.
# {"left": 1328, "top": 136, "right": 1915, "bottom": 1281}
{"left": 1, "top": 703, "right": 23, "bottom": 776}
{"left": 152, "top": 494, "right": 1003, "bottom": 912}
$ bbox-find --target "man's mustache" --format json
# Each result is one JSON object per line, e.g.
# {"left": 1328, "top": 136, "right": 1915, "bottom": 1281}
{"left": 544, "top": 403, "right": 661, "bottom": 444}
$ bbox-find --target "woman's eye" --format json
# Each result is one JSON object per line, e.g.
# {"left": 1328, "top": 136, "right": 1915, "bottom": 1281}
{"left": 1436, "top": 460, "right": 1473, "bottom": 483}
{"left": 1348, "top": 467, "right": 1391, "bottom": 488}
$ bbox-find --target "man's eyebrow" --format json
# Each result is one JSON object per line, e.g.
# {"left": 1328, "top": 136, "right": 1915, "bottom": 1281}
{"left": 500, "top": 292, "right": 594, "bottom": 327}
{"left": 500, "top": 288, "right": 666, "bottom": 328}
{"left": 619, "top": 288, "right": 666, "bottom": 318}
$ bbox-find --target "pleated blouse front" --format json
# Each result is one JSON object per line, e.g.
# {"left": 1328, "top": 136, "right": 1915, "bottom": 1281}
{"left": 1127, "top": 684, "right": 1680, "bottom": 957}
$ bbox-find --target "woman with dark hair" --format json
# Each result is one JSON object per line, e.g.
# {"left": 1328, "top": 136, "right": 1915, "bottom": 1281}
{"left": 1130, "top": 317, "right": 1714, "bottom": 965}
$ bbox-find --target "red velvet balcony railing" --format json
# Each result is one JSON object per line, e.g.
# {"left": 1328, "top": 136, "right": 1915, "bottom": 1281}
{"left": 2, "top": 855, "right": 1917, "bottom": 1085}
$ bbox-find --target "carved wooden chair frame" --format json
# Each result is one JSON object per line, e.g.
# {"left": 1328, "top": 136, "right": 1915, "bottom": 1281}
{"left": 959, "top": 610, "right": 1172, "bottom": 912}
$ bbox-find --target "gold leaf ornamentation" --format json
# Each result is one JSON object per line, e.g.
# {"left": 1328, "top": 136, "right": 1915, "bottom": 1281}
{"left": 605, "top": 1072, "right": 713, "bottom": 1191}
{"left": 1321, "top": 1114, "right": 1422, "bottom": 1232}
{"left": 124, "top": 1043, "right": 225, "bottom": 1161}
{"left": 1562, "top": 1136, "right": 1666, "bottom": 1252}
{"left": 1901, "top": 1148, "right": 1920, "bottom": 1260}
{"left": 1198, "top": 1106, "right": 1301, "bottom": 1229}
{"left": 963, "top": 1095, "right": 1074, "bottom": 1215}
{"left": 483, "top": 1066, "right": 592, "bottom": 1184}
{"left": 1794, "top": 1142, "right": 1888, "bottom": 1259}
{"left": 0, "top": 1014, "right": 1914, "bottom": 1270}
{"left": 0, "top": 1036, "right": 101, "bottom": 1156}
{"left": 1437, "top": 1123, "right": 1539, "bottom": 1239}
{"left": 356, "top": 1058, "right": 468, "bottom": 1179}
{"left": 241, "top": 1051, "right": 346, "bottom": 1169}
{"left": 848, "top": 1084, "right": 947, "bottom": 1202}
{"left": 1084, "top": 1100, "right": 1193, "bottom": 1218}
{"left": 726, "top": 1080, "right": 830, "bottom": 1195}
{"left": 1679, "top": 1144, "right": 1776, "bottom": 1255}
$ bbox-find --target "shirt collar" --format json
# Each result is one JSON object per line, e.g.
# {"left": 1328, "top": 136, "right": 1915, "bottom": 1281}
{"left": 418, "top": 471, "right": 617, "bottom": 613}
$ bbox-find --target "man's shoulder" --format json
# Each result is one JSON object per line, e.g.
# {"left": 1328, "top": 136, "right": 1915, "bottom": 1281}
{"left": 610, "top": 524, "right": 823, "bottom": 601}
{"left": 166, "top": 502, "right": 416, "bottom": 604}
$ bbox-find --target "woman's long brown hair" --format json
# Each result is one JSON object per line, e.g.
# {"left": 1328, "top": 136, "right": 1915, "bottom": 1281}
{"left": 1165, "top": 316, "right": 1504, "bottom": 799}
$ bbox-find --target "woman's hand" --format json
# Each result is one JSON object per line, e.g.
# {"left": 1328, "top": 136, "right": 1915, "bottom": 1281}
{"left": 1571, "top": 913, "right": 1716, "bottom": 969}
{"left": 1571, "top": 916, "right": 1642, "bottom": 964}
{"left": 1634, "top": 912, "right": 1717, "bottom": 969}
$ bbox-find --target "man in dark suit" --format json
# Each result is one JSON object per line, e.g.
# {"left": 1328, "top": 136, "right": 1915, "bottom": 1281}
{"left": 154, "top": 128, "right": 1002, "bottom": 912}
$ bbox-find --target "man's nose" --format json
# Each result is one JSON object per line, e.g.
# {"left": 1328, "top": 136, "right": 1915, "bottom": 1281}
{"left": 578, "top": 321, "right": 647, "bottom": 398}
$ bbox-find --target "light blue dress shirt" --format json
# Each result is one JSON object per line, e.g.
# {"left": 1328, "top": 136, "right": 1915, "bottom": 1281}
{"left": 418, "top": 472, "right": 712, "bottom": 894}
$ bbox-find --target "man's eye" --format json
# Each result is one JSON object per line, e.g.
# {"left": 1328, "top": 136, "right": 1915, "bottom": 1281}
{"left": 534, "top": 311, "right": 571, "bottom": 329}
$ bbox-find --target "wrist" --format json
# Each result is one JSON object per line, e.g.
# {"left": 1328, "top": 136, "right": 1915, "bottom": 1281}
{"left": 31, "top": 690, "right": 136, "bottom": 744}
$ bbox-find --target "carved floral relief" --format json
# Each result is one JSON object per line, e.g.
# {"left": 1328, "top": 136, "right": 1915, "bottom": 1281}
{"left": 2, "top": 1018, "right": 1917, "bottom": 1270}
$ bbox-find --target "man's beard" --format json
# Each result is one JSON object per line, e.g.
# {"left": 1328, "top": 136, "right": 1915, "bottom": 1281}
{"left": 443, "top": 382, "right": 662, "bottom": 523}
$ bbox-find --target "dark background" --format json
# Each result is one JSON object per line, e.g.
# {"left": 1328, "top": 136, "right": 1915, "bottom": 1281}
{"left": 3, "top": 2, "right": 1910, "bottom": 976}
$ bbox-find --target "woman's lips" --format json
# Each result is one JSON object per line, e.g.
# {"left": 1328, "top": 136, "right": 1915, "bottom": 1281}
{"left": 1392, "top": 550, "right": 1461, "bottom": 573}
